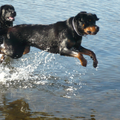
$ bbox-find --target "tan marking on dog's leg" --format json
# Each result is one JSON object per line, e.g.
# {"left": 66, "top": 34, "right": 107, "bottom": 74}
{"left": 23, "top": 46, "right": 30, "bottom": 55}
{"left": 80, "top": 49, "right": 98, "bottom": 68}
{"left": 73, "top": 52, "right": 87, "bottom": 67}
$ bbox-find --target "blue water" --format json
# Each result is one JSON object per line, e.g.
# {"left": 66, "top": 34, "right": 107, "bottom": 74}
{"left": 0, "top": 0, "right": 120, "bottom": 120}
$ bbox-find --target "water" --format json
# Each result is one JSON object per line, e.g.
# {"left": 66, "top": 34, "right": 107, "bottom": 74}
{"left": 0, "top": 0, "right": 120, "bottom": 120}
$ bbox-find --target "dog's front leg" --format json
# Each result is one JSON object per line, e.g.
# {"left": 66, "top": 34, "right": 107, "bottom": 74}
{"left": 60, "top": 47, "right": 87, "bottom": 67}
{"left": 79, "top": 46, "right": 98, "bottom": 68}
{"left": 59, "top": 41, "right": 87, "bottom": 67}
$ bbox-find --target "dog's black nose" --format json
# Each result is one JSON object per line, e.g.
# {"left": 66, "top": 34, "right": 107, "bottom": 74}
{"left": 93, "top": 26, "right": 99, "bottom": 35}
{"left": 87, "top": 31, "right": 91, "bottom": 34}
{"left": 11, "top": 11, "right": 16, "bottom": 17}
{"left": 13, "top": 11, "right": 16, "bottom": 16}
{"left": 96, "top": 26, "right": 99, "bottom": 32}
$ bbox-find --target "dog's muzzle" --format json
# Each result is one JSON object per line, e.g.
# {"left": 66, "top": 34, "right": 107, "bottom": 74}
{"left": 84, "top": 25, "right": 99, "bottom": 35}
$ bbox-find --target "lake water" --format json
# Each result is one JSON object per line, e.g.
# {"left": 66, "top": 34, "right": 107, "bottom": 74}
{"left": 0, "top": 0, "right": 120, "bottom": 120}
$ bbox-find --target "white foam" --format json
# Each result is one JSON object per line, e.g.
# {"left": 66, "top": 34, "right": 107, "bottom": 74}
{"left": 0, "top": 50, "right": 56, "bottom": 85}
{"left": 0, "top": 54, "right": 3, "bottom": 58}
{"left": 65, "top": 86, "right": 77, "bottom": 92}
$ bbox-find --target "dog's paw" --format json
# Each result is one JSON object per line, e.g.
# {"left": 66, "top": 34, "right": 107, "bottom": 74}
{"left": 93, "top": 60, "right": 98, "bottom": 68}
{"left": 80, "top": 57, "right": 87, "bottom": 67}
{"left": 77, "top": 53, "right": 87, "bottom": 67}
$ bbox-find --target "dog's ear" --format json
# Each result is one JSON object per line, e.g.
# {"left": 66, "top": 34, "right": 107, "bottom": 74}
{"left": 79, "top": 11, "right": 87, "bottom": 14}
{"left": 0, "top": 5, "right": 7, "bottom": 17}
{"left": 93, "top": 14, "right": 99, "bottom": 21}
{"left": 0, "top": 5, "right": 4, "bottom": 16}
{"left": 75, "top": 11, "right": 87, "bottom": 21}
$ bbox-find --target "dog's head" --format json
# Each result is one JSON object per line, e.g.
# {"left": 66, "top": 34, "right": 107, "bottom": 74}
{"left": 74, "top": 11, "right": 99, "bottom": 36}
{"left": 0, "top": 5, "right": 16, "bottom": 22}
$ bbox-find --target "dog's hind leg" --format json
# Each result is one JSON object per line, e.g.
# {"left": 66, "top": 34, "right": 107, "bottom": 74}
{"left": 23, "top": 45, "right": 30, "bottom": 55}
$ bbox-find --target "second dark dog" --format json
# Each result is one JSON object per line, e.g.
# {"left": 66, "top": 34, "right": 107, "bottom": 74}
{"left": 0, "top": 11, "right": 99, "bottom": 68}
{"left": 0, "top": 4, "right": 16, "bottom": 28}
{"left": 0, "top": 4, "right": 16, "bottom": 61}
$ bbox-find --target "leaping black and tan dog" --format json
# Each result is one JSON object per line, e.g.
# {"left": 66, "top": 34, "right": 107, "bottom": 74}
{"left": 0, "top": 11, "right": 99, "bottom": 68}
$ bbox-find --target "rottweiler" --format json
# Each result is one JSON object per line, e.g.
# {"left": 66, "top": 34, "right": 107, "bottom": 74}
{"left": 0, "top": 4, "right": 16, "bottom": 61}
{"left": 0, "top": 11, "right": 99, "bottom": 68}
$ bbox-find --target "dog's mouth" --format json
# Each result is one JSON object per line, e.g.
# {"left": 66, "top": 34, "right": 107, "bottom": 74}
{"left": 8, "top": 16, "right": 15, "bottom": 21}
{"left": 84, "top": 26, "right": 99, "bottom": 35}
{"left": 7, "top": 16, "right": 15, "bottom": 21}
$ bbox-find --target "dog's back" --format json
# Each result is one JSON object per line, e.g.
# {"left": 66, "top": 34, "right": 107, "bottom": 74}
{"left": 3, "top": 22, "right": 67, "bottom": 53}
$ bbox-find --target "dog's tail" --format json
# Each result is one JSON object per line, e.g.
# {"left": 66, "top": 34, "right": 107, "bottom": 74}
{"left": 0, "top": 28, "right": 8, "bottom": 36}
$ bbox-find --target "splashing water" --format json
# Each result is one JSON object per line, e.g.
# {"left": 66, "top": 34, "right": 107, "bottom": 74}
{"left": 0, "top": 48, "right": 85, "bottom": 96}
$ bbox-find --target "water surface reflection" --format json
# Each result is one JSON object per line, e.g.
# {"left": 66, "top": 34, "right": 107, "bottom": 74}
{"left": 0, "top": 96, "right": 96, "bottom": 120}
